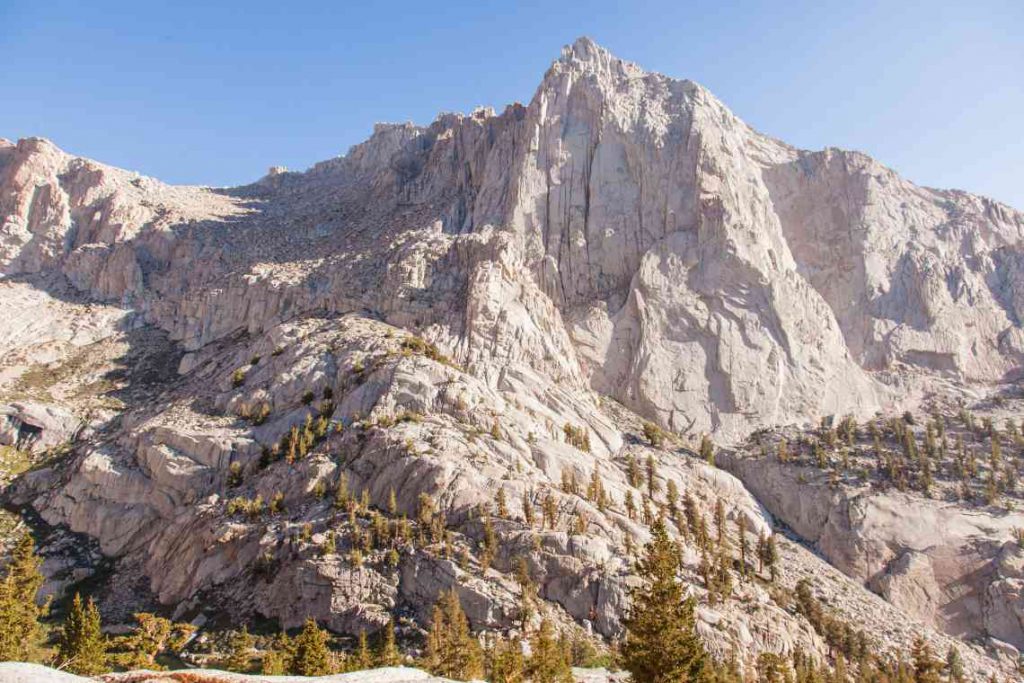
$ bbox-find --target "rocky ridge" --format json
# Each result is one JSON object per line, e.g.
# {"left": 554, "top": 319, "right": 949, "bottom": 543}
{"left": 1, "top": 37, "right": 1024, "bottom": 680}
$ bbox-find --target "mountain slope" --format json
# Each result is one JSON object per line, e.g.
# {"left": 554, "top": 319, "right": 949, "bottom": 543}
{"left": 1, "top": 37, "right": 1023, "bottom": 679}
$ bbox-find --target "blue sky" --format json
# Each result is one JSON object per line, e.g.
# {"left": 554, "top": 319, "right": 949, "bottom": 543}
{"left": 2, "top": 0, "right": 1022, "bottom": 208}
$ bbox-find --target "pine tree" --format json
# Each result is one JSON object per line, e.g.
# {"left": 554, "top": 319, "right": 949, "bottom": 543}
{"left": 224, "top": 625, "right": 254, "bottom": 673}
{"left": 756, "top": 652, "right": 788, "bottom": 683}
{"left": 714, "top": 499, "right": 727, "bottom": 550}
{"left": 736, "top": 516, "right": 749, "bottom": 579}
{"left": 833, "top": 652, "right": 848, "bottom": 683}
{"left": 489, "top": 635, "right": 525, "bottom": 683}
{"left": 522, "top": 491, "right": 535, "bottom": 527}
{"left": 666, "top": 480, "right": 680, "bottom": 517}
{"left": 627, "top": 454, "right": 643, "bottom": 488}
{"left": 355, "top": 629, "right": 372, "bottom": 670}
{"left": 700, "top": 435, "right": 715, "bottom": 466}
{"left": 621, "top": 519, "right": 708, "bottom": 683}
{"left": 480, "top": 514, "right": 498, "bottom": 570}
{"left": 911, "top": 636, "right": 941, "bottom": 683}
{"left": 646, "top": 455, "right": 659, "bottom": 500}
{"left": 290, "top": 618, "right": 332, "bottom": 676}
{"left": 120, "top": 613, "right": 195, "bottom": 670}
{"left": 643, "top": 422, "right": 666, "bottom": 448}
{"left": 261, "top": 633, "right": 290, "bottom": 675}
{"left": 765, "top": 533, "right": 779, "bottom": 582}
{"left": 377, "top": 617, "right": 400, "bottom": 666}
{"left": 425, "top": 588, "right": 483, "bottom": 680}
{"left": 542, "top": 493, "right": 558, "bottom": 530}
{"left": 0, "top": 532, "right": 48, "bottom": 662}
{"left": 527, "top": 619, "right": 572, "bottom": 683}
{"left": 57, "top": 592, "right": 106, "bottom": 675}
{"left": 944, "top": 646, "right": 964, "bottom": 683}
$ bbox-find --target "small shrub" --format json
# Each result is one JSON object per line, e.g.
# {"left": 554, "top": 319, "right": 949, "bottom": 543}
{"left": 400, "top": 336, "right": 455, "bottom": 366}
{"left": 227, "top": 461, "right": 243, "bottom": 487}
{"left": 301, "top": 390, "right": 315, "bottom": 406}
{"left": 563, "top": 423, "right": 591, "bottom": 452}
{"left": 231, "top": 369, "right": 247, "bottom": 388}
{"left": 239, "top": 402, "right": 271, "bottom": 426}
{"left": 252, "top": 403, "right": 271, "bottom": 425}
{"left": 642, "top": 421, "right": 666, "bottom": 447}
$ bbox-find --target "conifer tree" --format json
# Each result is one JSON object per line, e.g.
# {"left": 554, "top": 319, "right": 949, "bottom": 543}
{"left": 481, "top": 514, "right": 498, "bottom": 570}
{"left": 643, "top": 422, "right": 666, "bottom": 448}
{"left": 120, "top": 613, "right": 195, "bottom": 670}
{"left": 736, "top": 516, "right": 749, "bottom": 579}
{"left": 261, "top": 633, "right": 290, "bottom": 675}
{"left": 666, "top": 480, "right": 680, "bottom": 518}
{"left": 646, "top": 455, "right": 659, "bottom": 500}
{"left": 627, "top": 454, "right": 643, "bottom": 488}
{"left": 57, "top": 592, "right": 106, "bottom": 675}
{"left": 489, "top": 635, "right": 525, "bottom": 683}
{"left": 911, "top": 636, "right": 941, "bottom": 683}
{"left": 714, "top": 499, "right": 727, "bottom": 550}
{"left": 542, "top": 493, "right": 558, "bottom": 530}
{"left": 290, "top": 618, "right": 332, "bottom": 676}
{"left": 527, "top": 619, "right": 572, "bottom": 683}
{"left": 756, "top": 652, "right": 788, "bottom": 683}
{"left": 425, "top": 588, "right": 483, "bottom": 681}
{"left": 700, "top": 435, "right": 715, "bottom": 466}
{"left": 224, "top": 625, "right": 254, "bottom": 673}
{"left": 765, "top": 533, "right": 779, "bottom": 582}
{"left": 496, "top": 488, "right": 509, "bottom": 519}
{"left": 377, "top": 617, "right": 400, "bottom": 666}
{"left": 355, "top": 629, "right": 372, "bottom": 670}
{"left": 522, "top": 491, "right": 535, "bottom": 527}
{"left": 944, "top": 646, "right": 964, "bottom": 683}
{"left": 0, "top": 532, "right": 48, "bottom": 662}
{"left": 833, "top": 652, "right": 848, "bottom": 683}
{"left": 621, "top": 519, "right": 707, "bottom": 683}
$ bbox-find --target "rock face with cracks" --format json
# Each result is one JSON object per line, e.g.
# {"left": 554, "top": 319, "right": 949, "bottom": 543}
{"left": 1, "top": 37, "right": 1023, "bottom": 679}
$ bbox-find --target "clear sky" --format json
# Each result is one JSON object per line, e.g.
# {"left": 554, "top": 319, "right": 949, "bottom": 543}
{"left": 2, "top": 0, "right": 1022, "bottom": 208}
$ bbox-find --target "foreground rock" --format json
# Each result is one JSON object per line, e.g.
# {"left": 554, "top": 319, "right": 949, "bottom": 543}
{"left": 0, "top": 664, "right": 457, "bottom": 683}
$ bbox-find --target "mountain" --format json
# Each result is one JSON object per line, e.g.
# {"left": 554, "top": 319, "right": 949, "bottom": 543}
{"left": 1, "top": 37, "right": 1023, "bottom": 679}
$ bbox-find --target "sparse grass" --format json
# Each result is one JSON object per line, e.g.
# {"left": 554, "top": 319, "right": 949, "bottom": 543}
{"left": 400, "top": 335, "right": 458, "bottom": 368}
{"left": 0, "top": 444, "right": 33, "bottom": 479}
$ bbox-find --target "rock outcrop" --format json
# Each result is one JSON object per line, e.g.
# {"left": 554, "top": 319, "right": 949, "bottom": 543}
{"left": 719, "top": 399, "right": 1024, "bottom": 660}
{"left": 3, "top": 39, "right": 1022, "bottom": 442}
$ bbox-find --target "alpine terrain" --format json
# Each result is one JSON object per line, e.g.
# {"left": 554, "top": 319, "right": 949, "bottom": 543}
{"left": 2, "top": 37, "right": 1024, "bottom": 681}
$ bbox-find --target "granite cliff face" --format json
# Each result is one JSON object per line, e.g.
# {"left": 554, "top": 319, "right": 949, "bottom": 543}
{"left": 2, "top": 37, "right": 1024, "bottom": 677}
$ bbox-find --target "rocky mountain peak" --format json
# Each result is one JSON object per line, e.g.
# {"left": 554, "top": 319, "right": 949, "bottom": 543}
{"left": 1, "top": 38, "right": 1023, "bottom": 681}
